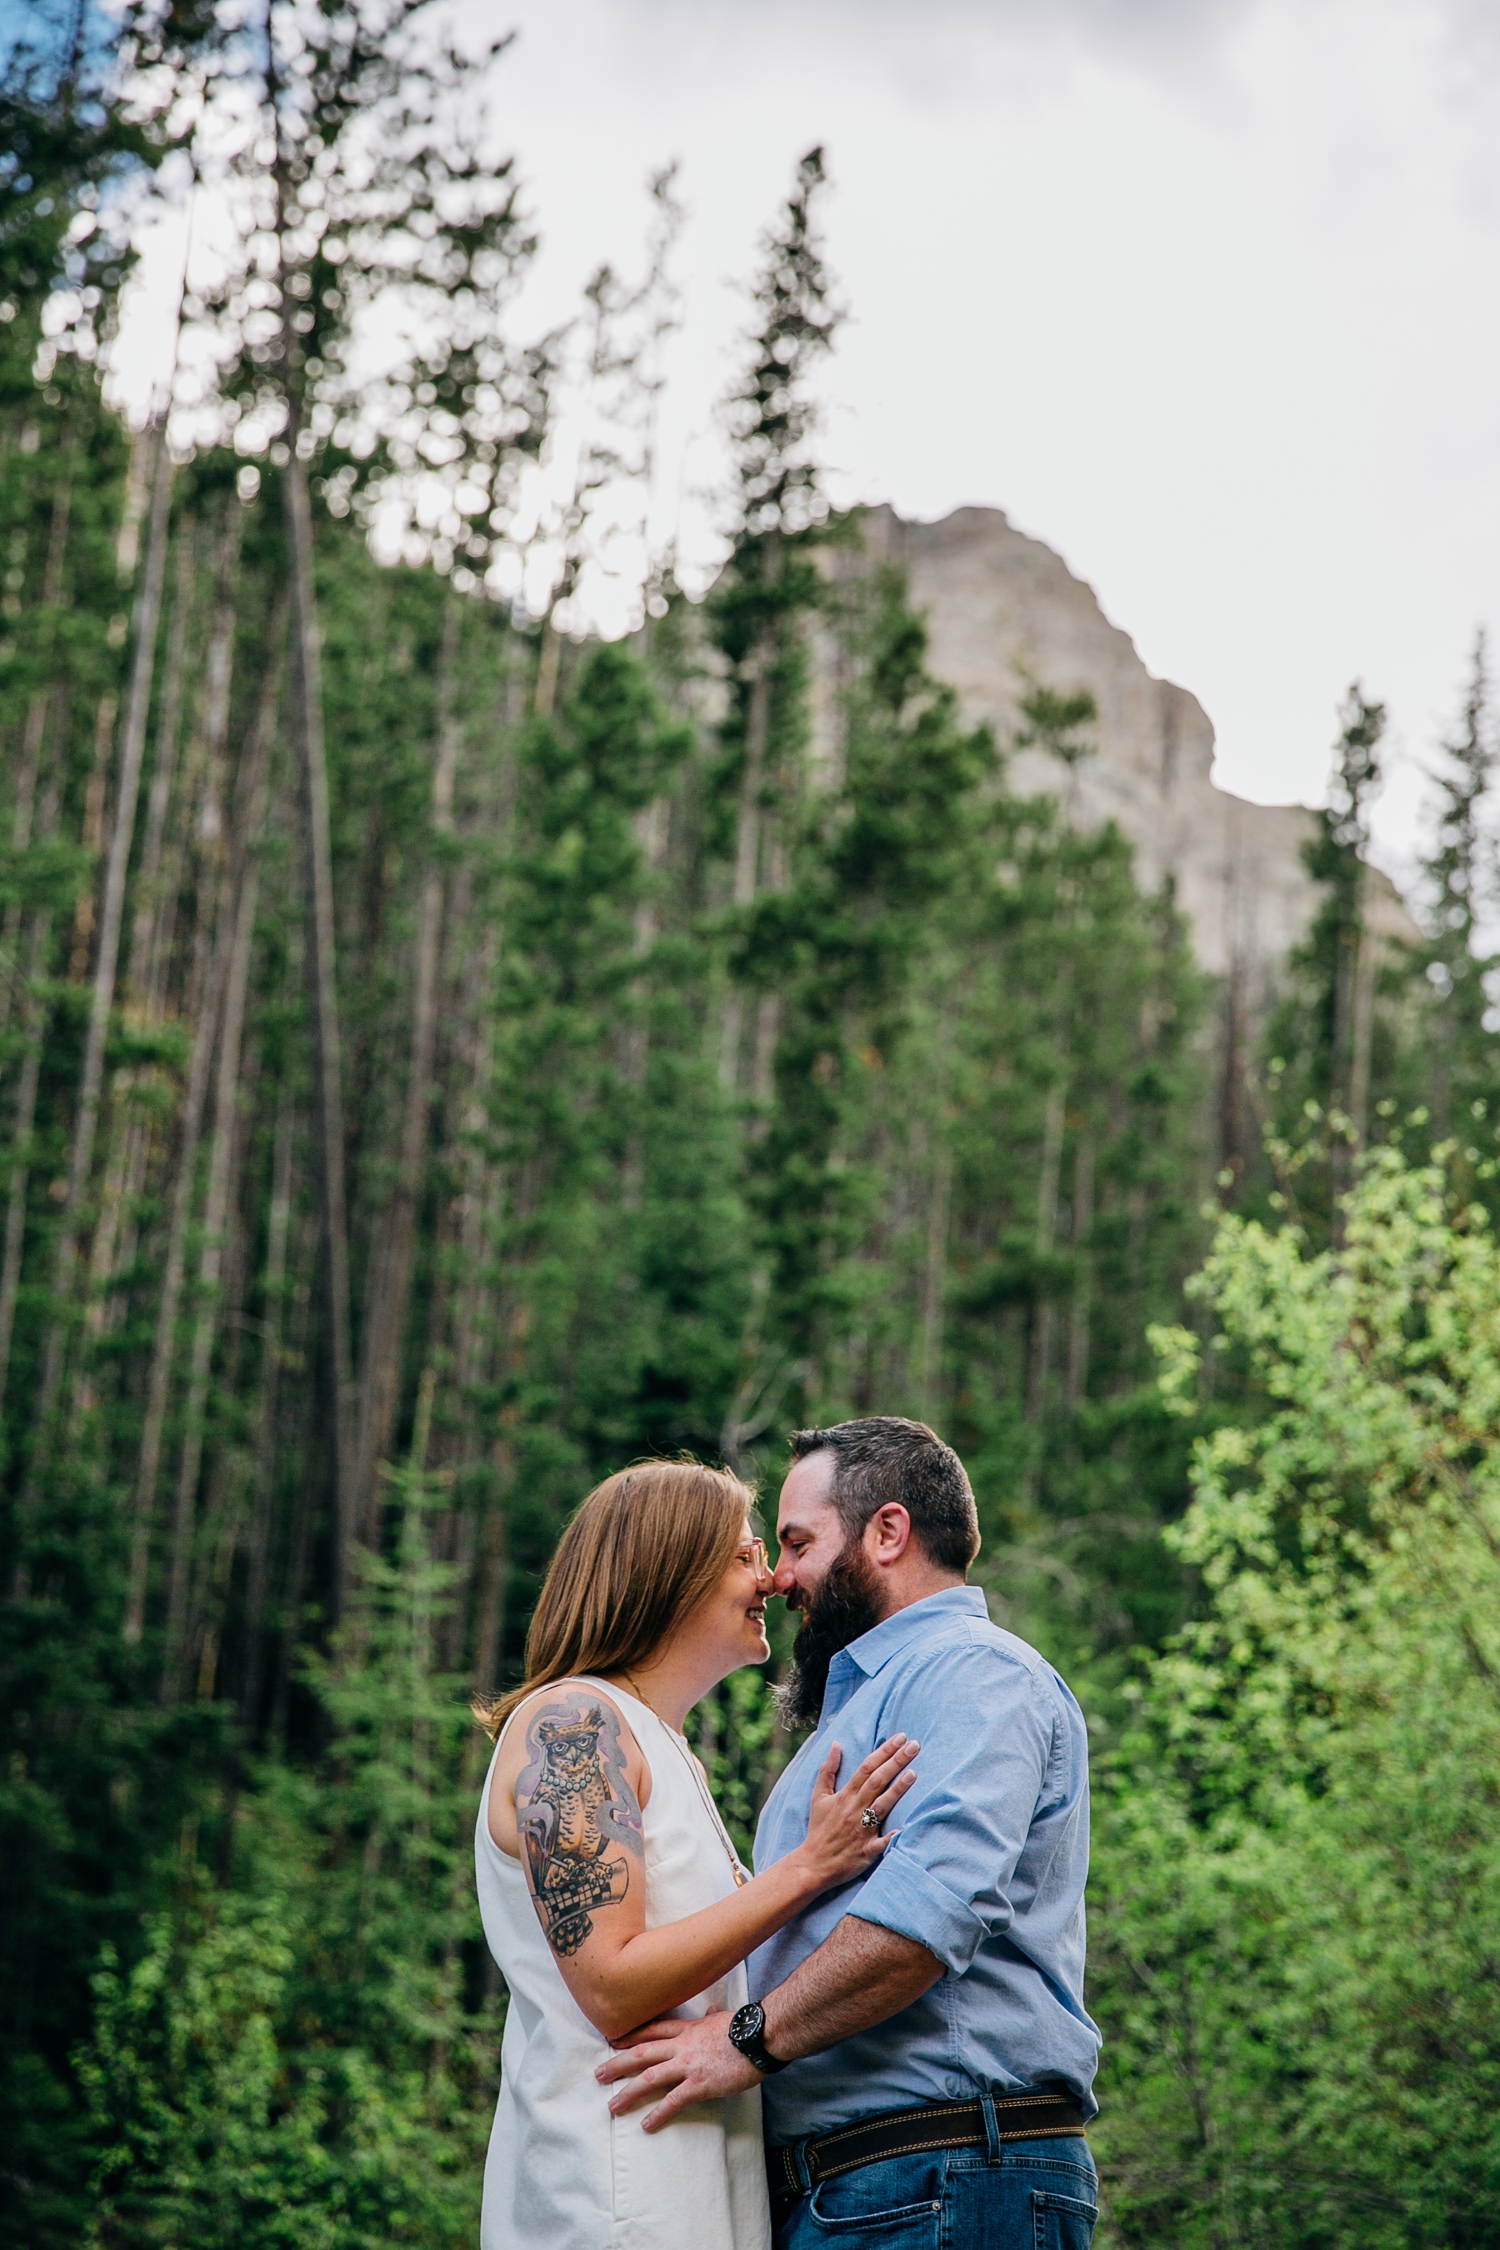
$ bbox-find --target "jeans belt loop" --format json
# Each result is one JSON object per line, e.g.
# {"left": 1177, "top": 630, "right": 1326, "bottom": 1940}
{"left": 981, "top": 2094, "right": 1003, "bottom": 2166}
{"left": 793, "top": 2134, "right": 816, "bottom": 2196}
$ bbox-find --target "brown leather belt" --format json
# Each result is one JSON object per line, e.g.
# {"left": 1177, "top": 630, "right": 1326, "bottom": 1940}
{"left": 767, "top": 2090, "right": 1089, "bottom": 2216}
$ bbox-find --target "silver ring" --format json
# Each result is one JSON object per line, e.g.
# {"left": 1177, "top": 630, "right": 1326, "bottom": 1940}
{"left": 861, "top": 1808, "right": 882, "bottom": 1833}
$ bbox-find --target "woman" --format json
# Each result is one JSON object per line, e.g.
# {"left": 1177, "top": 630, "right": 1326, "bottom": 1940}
{"left": 474, "top": 1460, "right": 917, "bottom": 2250}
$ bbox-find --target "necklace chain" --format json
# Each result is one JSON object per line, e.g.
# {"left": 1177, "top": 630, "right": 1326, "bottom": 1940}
{"left": 621, "top": 1673, "right": 750, "bottom": 1890}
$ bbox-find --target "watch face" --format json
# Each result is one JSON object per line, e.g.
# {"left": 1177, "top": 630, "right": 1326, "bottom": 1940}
{"left": 731, "top": 2002, "right": 764, "bottom": 2046}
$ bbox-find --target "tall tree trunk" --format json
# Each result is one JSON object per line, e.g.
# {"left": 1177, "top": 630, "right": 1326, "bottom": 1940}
{"left": 1026, "top": 1077, "right": 1067, "bottom": 1425}
{"left": 717, "top": 653, "right": 771, "bottom": 1090}
{"left": 68, "top": 693, "right": 116, "bottom": 981}
{"left": 284, "top": 433, "right": 356, "bottom": 1614}
{"left": 124, "top": 644, "right": 280, "bottom": 1640}
{"left": 352, "top": 597, "right": 462, "bottom": 1539}
{"left": 1065, "top": 1132, "right": 1095, "bottom": 1410}
{"left": 0, "top": 764, "right": 64, "bottom": 1430}
{"left": 160, "top": 720, "right": 268, "bottom": 1692}
{"left": 79, "top": 509, "right": 199, "bottom": 1385}
{"left": 533, "top": 617, "right": 562, "bottom": 720}
{"left": 21, "top": 424, "right": 172, "bottom": 1532}
{"left": 0, "top": 472, "right": 71, "bottom": 1050}
{"left": 468, "top": 1487, "right": 509, "bottom": 1696}
{"left": 239, "top": 1078, "right": 296, "bottom": 1729}
{"left": 90, "top": 526, "right": 222, "bottom": 1430}
{"left": 127, "top": 519, "right": 198, "bottom": 1005}
{"left": 189, "top": 1030, "right": 260, "bottom": 1709}
{"left": 268, "top": 1200, "right": 321, "bottom": 1753}
{"left": 917, "top": 1134, "right": 952, "bottom": 1424}
{"left": 620, "top": 794, "right": 669, "bottom": 1206}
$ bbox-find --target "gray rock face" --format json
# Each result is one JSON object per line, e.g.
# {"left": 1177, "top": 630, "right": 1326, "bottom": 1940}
{"left": 853, "top": 504, "right": 1412, "bottom": 995}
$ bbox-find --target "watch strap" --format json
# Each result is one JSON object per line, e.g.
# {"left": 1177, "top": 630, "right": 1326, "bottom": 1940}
{"left": 729, "top": 2001, "right": 789, "bottom": 2075}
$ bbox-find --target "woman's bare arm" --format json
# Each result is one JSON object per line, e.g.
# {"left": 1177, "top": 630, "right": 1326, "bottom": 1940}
{"left": 509, "top": 1687, "right": 917, "bottom": 2040}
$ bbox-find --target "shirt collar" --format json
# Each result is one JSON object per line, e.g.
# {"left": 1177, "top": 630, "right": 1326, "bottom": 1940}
{"left": 823, "top": 1584, "right": 988, "bottom": 1705}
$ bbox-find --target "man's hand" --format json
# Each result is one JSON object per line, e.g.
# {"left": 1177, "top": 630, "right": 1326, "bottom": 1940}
{"left": 594, "top": 1921, "right": 943, "bottom": 2135}
{"left": 595, "top": 2009, "right": 760, "bottom": 2132}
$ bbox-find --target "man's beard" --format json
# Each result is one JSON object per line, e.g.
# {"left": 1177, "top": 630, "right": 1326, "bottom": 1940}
{"left": 777, "top": 1541, "right": 885, "bottom": 1732}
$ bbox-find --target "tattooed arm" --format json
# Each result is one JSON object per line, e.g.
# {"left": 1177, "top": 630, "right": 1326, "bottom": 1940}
{"left": 506, "top": 1687, "right": 920, "bottom": 2041}
{"left": 516, "top": 1694, "right": 645, "bottom": 1960}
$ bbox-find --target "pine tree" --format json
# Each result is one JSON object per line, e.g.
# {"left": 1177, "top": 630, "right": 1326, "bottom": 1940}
{"left": 1263, "top": 685, "right": 1403, "bottom": 1241}
{"left": 710, "top": 145, "right": 841, "bottom": 1098}
{"left": 1412, "top": 634, "right": 1500, "bottom": 1157}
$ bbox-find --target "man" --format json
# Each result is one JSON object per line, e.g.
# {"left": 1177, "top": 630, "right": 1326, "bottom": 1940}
{"left": 597, "top": 1416, "right": 1101, "bottom": 2249}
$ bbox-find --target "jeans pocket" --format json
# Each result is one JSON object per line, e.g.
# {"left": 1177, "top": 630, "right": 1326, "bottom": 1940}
{"left": 1031, "top": 2187, "right": 1098, "bottom": 2250}
{"left": 804, "top": 2178, "right": 942, "bottom": 2244}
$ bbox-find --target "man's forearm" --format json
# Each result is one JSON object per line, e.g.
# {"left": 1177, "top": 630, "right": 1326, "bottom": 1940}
{"left": 762, "top": 1914, "right": 944, "bottom": 2061}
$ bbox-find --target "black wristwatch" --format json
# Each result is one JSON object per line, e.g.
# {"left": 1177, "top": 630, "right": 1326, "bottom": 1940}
{"left": 727, "top": 2001, "right": 789, "bottom": 2075}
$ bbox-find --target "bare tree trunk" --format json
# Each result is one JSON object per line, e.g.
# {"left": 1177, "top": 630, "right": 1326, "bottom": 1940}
{"left": 126, "top": 519, "right": 198, "bottom": 1003}
{"left": 124, "top": 646, "right": 280, "bottom": 1640}
{"left": 1025, "top": 1077, "right": 1067, "bottom": 1425}
{"left": 1065, "top": 1132, "right": 1095, "bottom": 1410}
{"left": 621, "top": 795, "right": 669, "bottom": 1206}
{"left": 284, "top": 435, "right": 356, "bottom": 1615}
{"left": 533, "top": 617, "right": 562, "bottom": 720}
{"left": 0, "top": 473, "right": 71, "bottom": 1050}
{"left": 469, "top": 1463, "right": 511, "bottom": 1695}
{"left": 239, "top": 1075, "right": 295, "bottom": 1729}
{"left": 917, "top": 1135, "right": 952, "bottom": 1424}
{"left": 188, "top": 1020, "right": 259, "bottom": 1708}
{"left": 717, "top": 654, "right": 771, "bottom": 1090}
{"left": 79, "top": 511, "right": 200, "bottom": 1384}
{"left": 68, "top": 693, "right": 117, "bottom": 981}
{"left": 353, "top": 597, "right": 462, "bottom": 1538}
{"left": 22, "top": 424, "right": 172, "bottom": 1528}
{"left": 160, "top": 729, "right": 267, "bottom": 1691}
{"left": 0, "top": 764, "right": 64, "bottom": 1429}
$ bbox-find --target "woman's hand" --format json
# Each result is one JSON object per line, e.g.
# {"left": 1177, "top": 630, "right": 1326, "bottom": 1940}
{"left": 794, "top": 1734, "right": 919, "bottom": 1891}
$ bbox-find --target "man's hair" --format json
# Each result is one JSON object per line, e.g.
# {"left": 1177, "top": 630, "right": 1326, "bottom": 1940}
{"left": 787, "top": 1417, "right": 979, "bottom": 1573}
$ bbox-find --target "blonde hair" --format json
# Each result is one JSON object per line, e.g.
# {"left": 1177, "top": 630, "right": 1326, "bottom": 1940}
{"left": 474, "top": 1459, "right": 755, "bottom": 1740}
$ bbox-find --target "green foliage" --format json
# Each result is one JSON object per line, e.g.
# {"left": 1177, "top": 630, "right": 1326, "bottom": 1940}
{"left": 1015, "top": 683, "right": 1098, "bottom": 769}
{"left": 1260, "top": 686, "right": 1427, "bottom": 1240}
{"left": 75, "top": 1462, "right": 498, "bottom": 2250}
{"left": 1400, "top": 635, "right": 1500, "bottom": 1181}
{"left": 1090, "top": 1146, "right": 1500, "bottom": 2247}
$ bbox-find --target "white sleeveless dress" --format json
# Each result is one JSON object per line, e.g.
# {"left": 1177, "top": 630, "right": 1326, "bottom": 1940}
{"left": 475, "top": 1678, "right": 771, "bottom": 2250}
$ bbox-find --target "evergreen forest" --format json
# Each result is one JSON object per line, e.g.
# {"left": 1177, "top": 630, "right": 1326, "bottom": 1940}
{"left": 4, "top": 8, "right": 1500, "bottom": 2246}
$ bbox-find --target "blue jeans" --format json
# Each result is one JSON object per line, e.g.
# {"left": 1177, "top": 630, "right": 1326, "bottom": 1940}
{"left": 771, "top": 2134, "right": 1097, "bottom": 2250}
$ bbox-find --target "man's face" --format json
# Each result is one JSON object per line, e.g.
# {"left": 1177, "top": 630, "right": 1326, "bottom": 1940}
{"left": 772, "top": 1449, "right": 885, "bottom": 1730}
{"left": 773, "top": 1449, "right": 848, "bottom": 1610}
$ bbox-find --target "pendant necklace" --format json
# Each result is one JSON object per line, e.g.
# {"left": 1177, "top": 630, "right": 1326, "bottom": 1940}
{"left": 620, "top": 1672, "right": 751, "bottom": 1890}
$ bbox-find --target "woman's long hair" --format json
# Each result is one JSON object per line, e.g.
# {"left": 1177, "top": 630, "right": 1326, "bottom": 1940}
{"left": 474, "top": 1460, "right": 755, "bottom": 1741}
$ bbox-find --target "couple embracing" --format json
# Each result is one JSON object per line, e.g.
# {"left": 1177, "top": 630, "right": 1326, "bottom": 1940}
{"left": 475, "top": 1417, "right": 1100, "bottom": 2250}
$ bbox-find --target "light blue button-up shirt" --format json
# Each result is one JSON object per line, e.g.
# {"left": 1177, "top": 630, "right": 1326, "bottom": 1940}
{"left": 749, "top": 1584, "right": 1100, "bottom": 2144}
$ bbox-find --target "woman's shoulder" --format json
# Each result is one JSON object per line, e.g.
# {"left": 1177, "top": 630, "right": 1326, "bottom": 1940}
{"left": 492, "top": 1678, "right": 651, "bottom": 1792}
{"left": 486, "top": 1678, "right": 653, "bottom": 1858}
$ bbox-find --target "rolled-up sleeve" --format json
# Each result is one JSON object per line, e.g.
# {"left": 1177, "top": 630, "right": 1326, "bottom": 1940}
{"left": 846, "top": 1645, "right": 1053, "bottom": 1975}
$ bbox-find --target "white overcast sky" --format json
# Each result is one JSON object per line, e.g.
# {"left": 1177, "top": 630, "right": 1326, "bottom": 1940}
{"left": 119, "top": 0, "right": 1500, "bottom": 891}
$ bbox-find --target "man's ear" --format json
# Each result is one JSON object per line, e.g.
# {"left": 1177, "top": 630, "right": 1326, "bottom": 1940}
{"left": 865, "top": 1502, "right": 913, "bottom": 1566}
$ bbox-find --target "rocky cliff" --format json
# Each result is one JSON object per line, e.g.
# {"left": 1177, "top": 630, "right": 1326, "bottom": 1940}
{"left": 848, "top": 504, "right": 1413, "bottom": 998}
